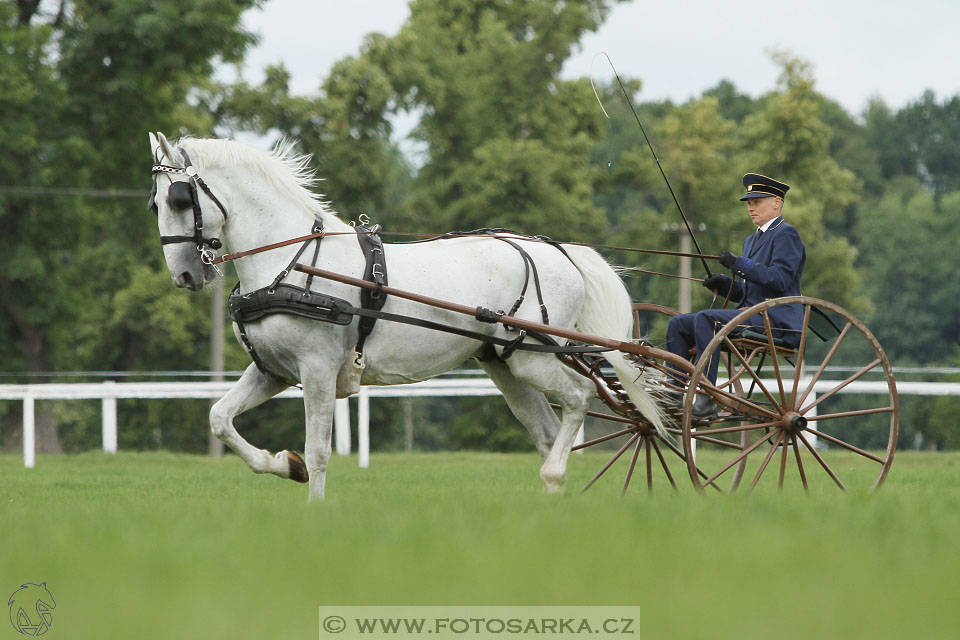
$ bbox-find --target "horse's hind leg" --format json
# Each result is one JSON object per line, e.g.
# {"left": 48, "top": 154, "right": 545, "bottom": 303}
{"left": 492, "top": 351, "right": 596, "bottom": 493}
{"left": 477, "top": 356, "right": 561, "bottom": 459}
{"left": 209, "top": 363, "right": 303, "bottom": 480}
{"left": 299, "top": 370, "right": 338, "bottom": 502}
{"left": 499, "top": 352, "right": 595, "bottom": 493}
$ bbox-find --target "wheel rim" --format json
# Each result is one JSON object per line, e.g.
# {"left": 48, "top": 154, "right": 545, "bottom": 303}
{"left": 682, "top": 297, "right": 899, "bottom": 494}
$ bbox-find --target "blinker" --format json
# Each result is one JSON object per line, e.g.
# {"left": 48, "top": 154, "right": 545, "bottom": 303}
{"left": 168, "top": 181, "right": 195, "bottom": 211}
{"left": 148, "top": 181, "right": 158, "bottom": 214}
{"left": 148, "top": 180, "right": 196, "bottom": 214}
{"left": 151, "top": 149, "right": 228, "bottom": 258}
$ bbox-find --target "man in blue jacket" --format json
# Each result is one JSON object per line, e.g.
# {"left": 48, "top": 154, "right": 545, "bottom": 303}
{"left": 665, "top": 173, "right": 806, "bottom": 418}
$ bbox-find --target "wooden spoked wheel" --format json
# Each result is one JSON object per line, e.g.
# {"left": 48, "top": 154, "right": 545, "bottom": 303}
{"left": 572, "top": 303, "right": 700, "bottom": 494}
{"left": 572, "top": 409, "right": 690, "bottom": 494}
{"left": 682, "top": 297, "right": 899, "bottom": 493}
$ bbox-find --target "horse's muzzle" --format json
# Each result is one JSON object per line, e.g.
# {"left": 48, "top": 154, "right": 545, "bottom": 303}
{"left": 174, "top": 270, "right": 204, "bottom": 291}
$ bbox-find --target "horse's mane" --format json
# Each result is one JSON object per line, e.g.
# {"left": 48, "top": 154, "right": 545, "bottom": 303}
{"left": 176, "top": 137, "right": 347, "bottom": 227}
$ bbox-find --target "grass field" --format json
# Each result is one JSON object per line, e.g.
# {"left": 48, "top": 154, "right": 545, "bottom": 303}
{"left": 2, "top": 449, "right": 959, "bottom": 639}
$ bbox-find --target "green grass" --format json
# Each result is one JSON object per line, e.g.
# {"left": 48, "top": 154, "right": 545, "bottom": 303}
{"left": 1, "top": 450, "right": 959, "bottom": 639}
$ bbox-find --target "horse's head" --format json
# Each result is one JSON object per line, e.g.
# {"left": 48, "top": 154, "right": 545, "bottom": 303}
{"left": 148, "top": 132, "right": 226, "bottom": 291}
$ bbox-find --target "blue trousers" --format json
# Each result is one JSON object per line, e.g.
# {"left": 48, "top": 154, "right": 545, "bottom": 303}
{"left": 665, "top": 309, "right": 763, "bottom": 384}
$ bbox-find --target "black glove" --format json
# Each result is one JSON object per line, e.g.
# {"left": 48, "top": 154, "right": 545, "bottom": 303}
{"left": 718, "top": 250, "right": 738, "bottom": 269}
{"left": 702, "top": 273, "right": 725, "bottom": 292}
{"left": 702, "top": 273, "right": 730, "bottom": 297}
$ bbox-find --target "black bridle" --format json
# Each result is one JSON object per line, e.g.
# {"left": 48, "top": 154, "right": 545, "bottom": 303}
{"left": 149, "top": 148, "right": 229, "bottom": 268}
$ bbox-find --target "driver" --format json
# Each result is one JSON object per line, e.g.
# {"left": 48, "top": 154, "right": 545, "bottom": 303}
{"left": 664, "top": 173, "right": 806, "bottom": 418}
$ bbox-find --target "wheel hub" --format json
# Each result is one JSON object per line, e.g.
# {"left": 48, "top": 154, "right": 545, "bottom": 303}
{"left": 782, "top": 411, "right": 807, "bottom": 433}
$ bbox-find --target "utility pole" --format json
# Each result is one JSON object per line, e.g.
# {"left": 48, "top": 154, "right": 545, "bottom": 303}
{"left": 403, "top": 398, "right": 414, "bottom": 453}
{"left": 662, "top": 222, "right": 706, "bottom": 314}
{"left": 678, "top": 234, "right": 692, "bottom": 313}
{"left": 209, "top": 276, "right": 225, "bottom": 456}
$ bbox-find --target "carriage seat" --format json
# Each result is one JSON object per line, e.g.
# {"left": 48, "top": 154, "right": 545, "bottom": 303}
{"left": 736, "top": 328, "right": 794, "bottom": 349}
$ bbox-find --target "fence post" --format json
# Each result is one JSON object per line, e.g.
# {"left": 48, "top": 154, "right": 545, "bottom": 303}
{"left": 358, "top": 387, "right": 370, "bottom": 469}
{"left": 804, "top": 389, "right": 819, "bottom": 448}
{"left": 23, "top": 392, "right": 35, "bottom": 469}
{"left": 335, "top": 397, "right": 351, "bottom": 455}
{"left": 102, "top": 381, "right": 118, "bottom": 454}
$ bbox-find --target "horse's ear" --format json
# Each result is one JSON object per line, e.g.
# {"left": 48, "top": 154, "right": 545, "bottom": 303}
{"left": 156, "top": 131, "right": 178, "bottom": 165}
{"left": 149, "top": 132, "right": 160, "bottom": 162}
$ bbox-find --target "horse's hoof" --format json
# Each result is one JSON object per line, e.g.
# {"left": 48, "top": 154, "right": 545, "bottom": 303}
{"left": 287, "top": 451, "right": 309, "bottom": 483}
{"left": 542, "top": 482, "right": 566, "bottom": 495}
{"left": 540, "top": 473, "right": 567, "bottom": 495}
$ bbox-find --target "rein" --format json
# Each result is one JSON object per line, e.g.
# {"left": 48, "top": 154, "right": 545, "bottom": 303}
{"left": 211, "top": 227, "right": 719, "bottom": 269}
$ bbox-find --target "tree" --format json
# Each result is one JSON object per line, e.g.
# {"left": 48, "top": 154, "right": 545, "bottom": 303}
{"left": 602, "top": 95, "right": 739, "bottom": 311}
{"left": 867, "top": 91, "right": 960, "bottom": 195}
{"left": 216, "top": 55, "right": 415, "bottom": 226}
{"left": 370, "top": 0, "right": 623, "bottom": 237}
{"left": 588, "top": 54, "right": 867, "bottom": 319}
{"left": 734, "top": 53, "right": 867, "bottom": 313}
{"left": 854, "top": 180, "right": 960, "bottom": 365}
{"left": 0, "top": 0, "right": 260, "bottom": 452}
{"left": 702, "top": 79, "right": 758, "bottom": 124}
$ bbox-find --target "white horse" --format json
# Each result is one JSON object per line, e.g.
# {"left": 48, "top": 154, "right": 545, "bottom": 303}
{"left": 147, "top": 132, "right": 665, "bottom": 501}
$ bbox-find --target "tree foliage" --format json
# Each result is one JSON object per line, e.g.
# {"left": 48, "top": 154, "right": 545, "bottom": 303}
{"left": 0, "top": 0, "right": 260, "bottom": 451}
{"left": 3, "top": 0, "right": 959, "bottom": 453}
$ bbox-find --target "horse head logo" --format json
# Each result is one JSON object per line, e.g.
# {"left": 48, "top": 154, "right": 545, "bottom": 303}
{"left": 7, "top": 582, "right": 56, "bottom": 636}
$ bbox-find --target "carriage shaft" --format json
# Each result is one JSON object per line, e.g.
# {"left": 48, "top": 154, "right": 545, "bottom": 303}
{"left": 293, "top": 264, "right": 690, "bottom": 369}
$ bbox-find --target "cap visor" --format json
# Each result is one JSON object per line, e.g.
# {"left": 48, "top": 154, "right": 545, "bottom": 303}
{"left": 740, "top": 193, "right": 775, "bottom": 201}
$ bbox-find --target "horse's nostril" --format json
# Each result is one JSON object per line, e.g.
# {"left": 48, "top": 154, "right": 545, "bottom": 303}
{"left": 178, "top": 271, "right": 194, "bottom": 288}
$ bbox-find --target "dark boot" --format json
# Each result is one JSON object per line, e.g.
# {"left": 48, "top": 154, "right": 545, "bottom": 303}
{"left": 662, "top": 390, "right": 684, "bottom": 408}
{"left": 690, "top": 394, "right": 719, "bottom": 420}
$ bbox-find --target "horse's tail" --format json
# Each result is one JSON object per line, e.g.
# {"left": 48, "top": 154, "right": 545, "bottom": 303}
{"left": 563, "top": 245, "right": 668, "bottom": 439}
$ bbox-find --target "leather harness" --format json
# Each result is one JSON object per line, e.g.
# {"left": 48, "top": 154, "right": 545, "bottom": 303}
{"left": 227, "top": 222, "right": 391, "bottom": 385}
{"left": 227, "top": 225, "right": 607, "bottom": 385}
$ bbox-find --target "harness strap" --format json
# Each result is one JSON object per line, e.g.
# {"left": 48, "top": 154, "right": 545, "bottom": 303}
{"left": 229, "top": 221, "right": 328, "bottom": 386}
{"left": 341, "top": 305, "right": 606, "bottom": 357}
{"left": 229, "top": 282, "right": 608, "bottom": 387}
{"left": 159, "top": 235, "right": 222, "bottom": 249}
{"left": 500, "top": 330, "right": 528, "bottom": 360}
{"left": 152, "top": 149, "right": 227, "bottom": 257}
{"left": 229, "top": 283, "right": 299, "bottom": 387}
{"left": 303, "top": 221, "right": 324, "bottom": 292}
{"left": 227, "top": 223, "right": 603, "bottom": 383}
{"left": 481, "top": 231, "right": 551, "bottom": 327}
{"left": 354, "top": 224, "right": 388, "bottom": 355}
{"left": 268, "top": 227, "right": 321, "bottom": 292}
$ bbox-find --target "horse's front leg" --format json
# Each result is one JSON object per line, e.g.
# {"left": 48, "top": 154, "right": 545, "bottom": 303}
{"left": 210, "top": 363, "right": 303, "bottom": 480}
{"left": 300, "top": 370, "right": 339, "bottom": 502}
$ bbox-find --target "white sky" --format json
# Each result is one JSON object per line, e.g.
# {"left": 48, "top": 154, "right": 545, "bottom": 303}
{"left": 229, "top": 0, "right": 959, "bottom": 124}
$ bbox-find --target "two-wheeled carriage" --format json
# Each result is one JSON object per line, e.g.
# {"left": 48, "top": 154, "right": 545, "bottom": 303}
{"left": 294, "top": 265, "right": 899, "bottom": 495}
{"left": 571, "top": 298, "right": 898, "bottom": 494}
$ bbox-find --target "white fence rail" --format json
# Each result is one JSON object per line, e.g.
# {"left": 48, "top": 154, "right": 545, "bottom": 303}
{"left": 1, "top": 378, "right": 502, "bottom": 469}
{"left": 3, "top": 379, "right": 959, "bottom": 469}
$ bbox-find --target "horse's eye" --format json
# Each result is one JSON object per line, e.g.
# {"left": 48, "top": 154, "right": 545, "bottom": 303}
{"left": 148, "top": 182, "right": 158, "bottom": 215}
{"left": 168, "top": 181, "right": 194, "bottom": 210}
